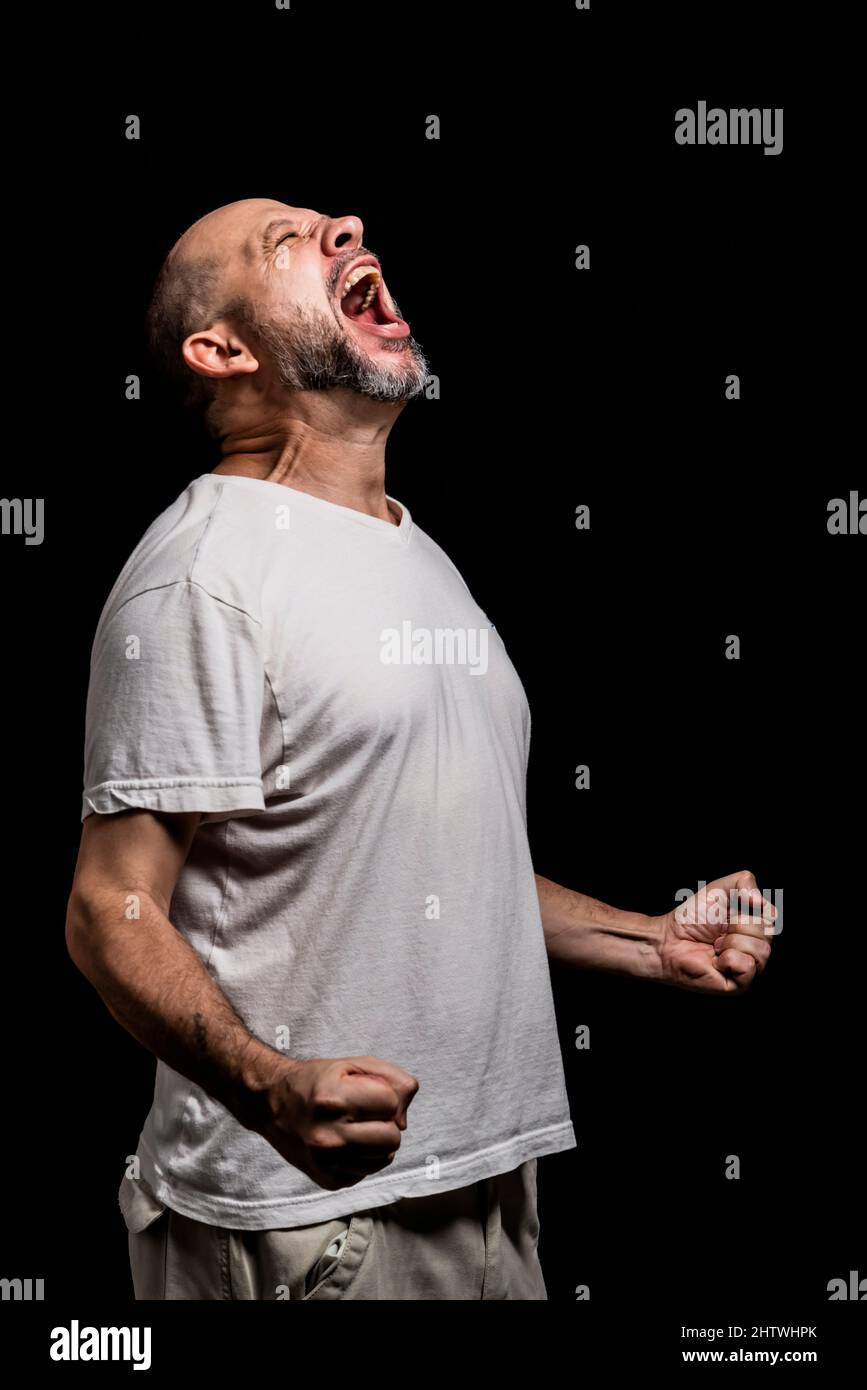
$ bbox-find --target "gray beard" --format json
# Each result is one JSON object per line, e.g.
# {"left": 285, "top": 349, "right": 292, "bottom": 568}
{"left": 252, "top": 303, "right": 431, "bottom": 403}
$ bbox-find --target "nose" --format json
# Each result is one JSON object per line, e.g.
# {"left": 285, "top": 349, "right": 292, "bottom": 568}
{"left": 320, "top": 213, "right": 364, "bottom": 259}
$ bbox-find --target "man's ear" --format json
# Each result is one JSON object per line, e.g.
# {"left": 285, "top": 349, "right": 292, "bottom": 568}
{"left": 181, "top": 320, "right": 260, "bottom": 381}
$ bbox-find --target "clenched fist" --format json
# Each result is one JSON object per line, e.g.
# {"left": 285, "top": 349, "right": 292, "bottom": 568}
{"left": 655, "top": 869, "right": 777, "bottom": 994}
{"left": 257, "top": 1055, "right": 420, "bottom": 1190}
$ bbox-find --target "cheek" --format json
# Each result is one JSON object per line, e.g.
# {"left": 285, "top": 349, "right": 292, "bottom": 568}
{"left": 271, "top": 255, "right": 333, "bottom": 313}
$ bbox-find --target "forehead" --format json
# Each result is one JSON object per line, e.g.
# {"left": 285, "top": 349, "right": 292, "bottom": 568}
{"left": 184, "top": 200, "right": 323, "bottom": 264}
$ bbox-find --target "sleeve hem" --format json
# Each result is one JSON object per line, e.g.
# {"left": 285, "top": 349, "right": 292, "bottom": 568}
{"left": 81, "top": 778, "right": 266, "bottom": 822}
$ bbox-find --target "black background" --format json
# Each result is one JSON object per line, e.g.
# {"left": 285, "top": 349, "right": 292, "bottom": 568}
{"left": 2, "top": 0, "right": 862, "bottom": 1366}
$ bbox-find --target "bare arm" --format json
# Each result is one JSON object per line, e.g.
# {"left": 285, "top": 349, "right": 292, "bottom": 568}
{"left": 535, "top": 870, "right": 775, "bottom": 994}
{"left": 66, "top": 808, "right": 288, "bottom": 1129}
{"left": 535, "top": 873, "right": 664, "bottom": 980}
{"left": 66, "top": 809, "right": 418, "bottom": 1188}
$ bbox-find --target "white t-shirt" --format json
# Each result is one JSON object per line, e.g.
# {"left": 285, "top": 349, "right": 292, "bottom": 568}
{"left": 82, "top": 471, "right": 576, "bottom": 1229}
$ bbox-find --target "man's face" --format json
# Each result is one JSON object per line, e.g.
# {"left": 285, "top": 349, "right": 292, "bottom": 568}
{"left": 186, "top": 199, "right": 430, "bottom": 403}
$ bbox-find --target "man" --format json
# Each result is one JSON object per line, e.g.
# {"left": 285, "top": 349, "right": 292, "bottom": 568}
{"left": 66, "top": 199, "right": 775, "bottom": 1301}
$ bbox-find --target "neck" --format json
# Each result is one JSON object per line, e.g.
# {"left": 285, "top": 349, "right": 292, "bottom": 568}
{"left": 213, "top": 389, "right": 404, "bottom": 523}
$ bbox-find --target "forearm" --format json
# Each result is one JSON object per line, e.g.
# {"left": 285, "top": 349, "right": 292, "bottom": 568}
{"left": 66, "top": 886, "right": 289, "bottom": 1133}
{"left": 535, "top": 873, "right": 664, "bottom": 980}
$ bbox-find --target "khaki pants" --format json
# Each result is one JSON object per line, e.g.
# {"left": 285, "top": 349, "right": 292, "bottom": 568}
{"left": 120, "top": 1160, "right": 546, "bottom": 1300}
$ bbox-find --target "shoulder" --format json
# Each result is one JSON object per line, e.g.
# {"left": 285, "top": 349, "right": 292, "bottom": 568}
{"left": 100, "top": 474, "right": 277, "bottom": 631}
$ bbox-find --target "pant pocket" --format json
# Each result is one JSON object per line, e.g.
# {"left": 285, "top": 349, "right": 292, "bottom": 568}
{"left": 303, "top": 1212, "right": 374, "bottom": 1300}
{"left": 118, "top": 1173, "right": 169, "bottom": 1300}
{"left": 118, "top": 1171, "right": 168, "bottom": 1234}
{"left": 302, "top": 1221, "right": 352, "bottom": 1297}
{"left": 526, "top": 1158, "right": 541, "bottom": 1244}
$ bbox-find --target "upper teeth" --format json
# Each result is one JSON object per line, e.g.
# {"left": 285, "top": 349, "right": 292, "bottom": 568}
{"left": 341, "top": 264, "right": 380, "bottom": 310}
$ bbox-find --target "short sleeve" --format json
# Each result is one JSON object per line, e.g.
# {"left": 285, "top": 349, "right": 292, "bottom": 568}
{"left": 81, "top": 580, "right": 267, "bottom": 822}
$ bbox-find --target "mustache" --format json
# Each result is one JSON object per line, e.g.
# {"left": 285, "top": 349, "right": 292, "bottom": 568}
{"left": 327, "top": 246, "right": 376, "bottom": 299}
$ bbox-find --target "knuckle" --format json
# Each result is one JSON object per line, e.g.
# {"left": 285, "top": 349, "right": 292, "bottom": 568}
{"left": 307, "top": 1126, "right": 341, "bottom": 1152}
{"left": 311, "top": 1089, "right": 342, "bottom": 1116}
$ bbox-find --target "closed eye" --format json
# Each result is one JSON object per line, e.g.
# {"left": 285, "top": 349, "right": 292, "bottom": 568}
{"left": 276, "top": 232, "right": 298, "bottom": 245}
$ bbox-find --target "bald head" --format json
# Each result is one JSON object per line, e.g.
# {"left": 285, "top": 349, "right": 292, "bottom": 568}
{"left": 145, "top": 200, "right": 285, "bottom": 415}
{"left": 145, "top": 197, "right": 428, "bottom": 432}
{"left": 172, "top": 198, "right": 300, "bottom": 265}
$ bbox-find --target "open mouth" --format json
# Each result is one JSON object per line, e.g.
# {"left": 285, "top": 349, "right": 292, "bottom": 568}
{"left": 338, "top": 260, "right": 410, "bottom": 338}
